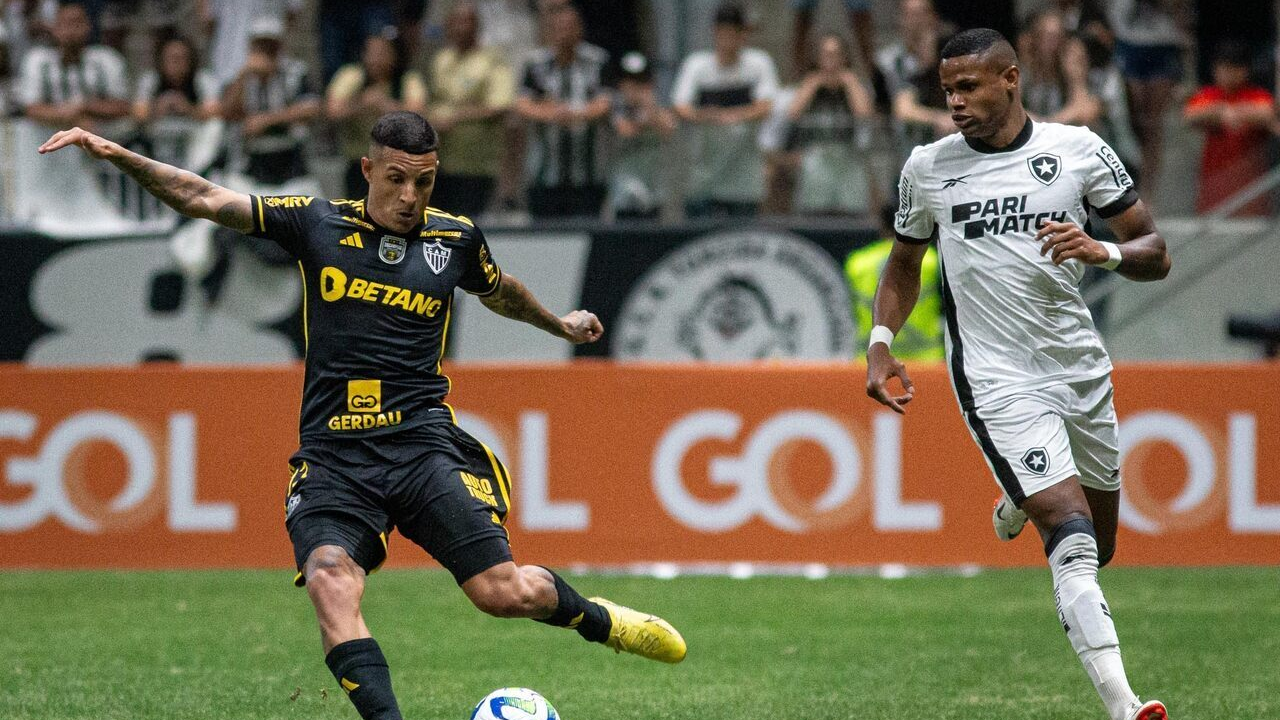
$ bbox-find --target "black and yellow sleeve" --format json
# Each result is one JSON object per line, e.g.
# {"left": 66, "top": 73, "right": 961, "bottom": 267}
{"left": 248, "top": 195, "right": 327, "bottom": 257}
{"left": 458, "top": 225, "right": 503, "bottom": 297}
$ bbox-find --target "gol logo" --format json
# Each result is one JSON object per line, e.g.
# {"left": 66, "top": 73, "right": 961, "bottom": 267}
{"left": 1118, "top": 411, "right": 1277, "bottom": 534}
{"left": 0, "top": 411, "right": 236, "bottom": 533}
{"left": 653, "top": 410, "right": 868, "bottom": 533}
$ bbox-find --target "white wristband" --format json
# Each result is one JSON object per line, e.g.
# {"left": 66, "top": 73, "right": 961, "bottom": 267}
{"left": 1099, "top": 241, "right": 1122, "bottom": 271}
{"left": 869, "top": 325, "right": 895, "bottom": 350}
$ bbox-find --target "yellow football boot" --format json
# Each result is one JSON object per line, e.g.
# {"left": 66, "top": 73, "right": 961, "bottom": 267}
{"left": 590, "top": 597, "right": 687, "bottom": 664}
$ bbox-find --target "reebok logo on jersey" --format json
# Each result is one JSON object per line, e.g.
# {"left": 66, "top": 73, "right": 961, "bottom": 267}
{"left": 1028, "top": 153, "right": 1061, "bottom": 185}
{"left": 339, "top": 232, "right": 363, "bottom": 248}
{"left": 951, "top": 194, "right": 1068, "bottom": 240}
{"left": 942, "top": 174, "right": 971, "bottom": 188}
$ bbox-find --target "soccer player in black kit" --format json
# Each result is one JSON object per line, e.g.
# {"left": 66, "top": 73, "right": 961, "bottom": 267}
{"left": 39, "top": 112, "right": 686, "bottom": 720}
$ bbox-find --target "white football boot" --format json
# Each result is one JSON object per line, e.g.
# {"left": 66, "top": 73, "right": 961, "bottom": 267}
{"left": 992, "top": 495, "right": 1028, "bottom": 541}
{"left": 1124, "top": 699, "right": 1168, "bottom": 720}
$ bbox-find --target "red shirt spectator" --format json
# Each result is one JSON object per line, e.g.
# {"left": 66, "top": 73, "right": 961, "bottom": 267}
{"left": 1184, "top": 45, "right": 1274, "bottom": 215}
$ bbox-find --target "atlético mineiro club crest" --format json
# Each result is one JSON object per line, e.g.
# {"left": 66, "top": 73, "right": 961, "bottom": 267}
{"left": 379, "top": 235, "right": 406, "bottom": 264}
{"left": 1028, "top": 153, "right": 1061, "bottom": 186}
{"left": 422, "top": 241, "right": 452, "bottom": 274}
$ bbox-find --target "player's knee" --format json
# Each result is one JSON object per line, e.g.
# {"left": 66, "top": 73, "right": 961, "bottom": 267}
{"left": 467, "top": 577, "right": 536, "bottom": 618}
{"left": 304, "top": 546, "right": 363, "bottom": 605}
{"left": 1043, "top": 513, "right": 1095, "bottom": 559}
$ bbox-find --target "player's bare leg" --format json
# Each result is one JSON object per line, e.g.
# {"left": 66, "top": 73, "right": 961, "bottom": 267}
{"left": 304, "top": 545, "right": 402, "bottom": 720}
{"left": 1083, "top": 486, "right": 1119, "bottom": 567}
{"left": 1022, "top": 480, "right": 1164, "bottom": 720}
{"left": 460, "top": 562, "right": 559, "bottom": 618}
{"left": 306, "top": 545, "right": 372, "bottom": 652}
{"left": 462, "top": 562, "right": 686, "bottom": 663}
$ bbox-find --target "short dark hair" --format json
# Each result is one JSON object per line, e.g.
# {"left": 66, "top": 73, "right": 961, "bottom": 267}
{"left": 1213, "top": 41, "right": 1250, "bottom": 68}
{"left": 370, "top": 111, "right": 438, "bottom": 154}
{"left": 941, "top": 28, "right": 1013, "bottom": 60}
{"left": 714, "top": 2, "right": 747, "bottom": 28}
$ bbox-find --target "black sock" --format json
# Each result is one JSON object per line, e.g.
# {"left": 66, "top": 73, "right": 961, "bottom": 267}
{"left": 324, "top": 638, "right": 403, "bottom": 720}
{"left": 533, "top": 567, "right": 612, "bottom": 643}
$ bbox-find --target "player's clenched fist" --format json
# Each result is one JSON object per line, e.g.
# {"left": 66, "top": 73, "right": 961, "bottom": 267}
{"left": 37, "top": 126, "right": 118, "bottom": 160}
{"left": 865, "top": 343, "right": 915, "bottom": 415}
{"left": 560, "top": 310, "right": 603, "bottom": 344}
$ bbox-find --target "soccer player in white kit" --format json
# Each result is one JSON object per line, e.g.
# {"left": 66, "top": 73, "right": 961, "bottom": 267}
{"left": 866, "top": 29, "right": 1171, "bottom": 720}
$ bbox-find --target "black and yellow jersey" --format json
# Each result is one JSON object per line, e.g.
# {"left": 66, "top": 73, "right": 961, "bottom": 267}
{"left": 249, "top": 195, "right": 502, "bottom": 441}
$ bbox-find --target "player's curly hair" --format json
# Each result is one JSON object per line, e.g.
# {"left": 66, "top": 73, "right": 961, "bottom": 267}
{"left": 370, "top": 111, "right": 438, "bottom": 155}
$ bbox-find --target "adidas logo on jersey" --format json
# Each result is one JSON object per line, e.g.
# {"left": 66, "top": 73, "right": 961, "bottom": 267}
{"left": 339, "top": 232, "right": 364, "bottom": 248}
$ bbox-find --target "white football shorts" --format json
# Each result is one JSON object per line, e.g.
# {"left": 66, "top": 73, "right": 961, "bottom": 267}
{"left": 961, "top": 374, "right": 1121, "bottom": 506}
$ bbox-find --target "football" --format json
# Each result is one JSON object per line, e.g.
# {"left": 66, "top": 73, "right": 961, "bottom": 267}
{"left": 470, "top": 687, "right": 560, "bottom": 720}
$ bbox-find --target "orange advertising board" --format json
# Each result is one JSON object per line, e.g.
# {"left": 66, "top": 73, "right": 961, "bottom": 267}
{"left": 1, "top": 363, "right": 1277, "bottom": 570}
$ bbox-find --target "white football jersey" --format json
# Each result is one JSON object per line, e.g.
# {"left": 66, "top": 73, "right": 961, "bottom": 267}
{"left": 893, "top": 119, "right": 1138, "bottom": 410}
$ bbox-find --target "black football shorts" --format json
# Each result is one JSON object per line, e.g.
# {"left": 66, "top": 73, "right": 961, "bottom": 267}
{"left": 283, "top": 417, "right": 514, "bottom": 586}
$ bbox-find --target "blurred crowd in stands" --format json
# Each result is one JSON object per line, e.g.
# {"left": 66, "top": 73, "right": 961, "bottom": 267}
{"left": 1, "top": 0, "right": 1277, "bottom": 225}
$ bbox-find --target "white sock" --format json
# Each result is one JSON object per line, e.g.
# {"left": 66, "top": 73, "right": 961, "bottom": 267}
{"left": 1084, "top": 649, "right": 1140, "bottom": 719}
{"left": 1049, "top": 527, "right": 1139, "bottom": 720}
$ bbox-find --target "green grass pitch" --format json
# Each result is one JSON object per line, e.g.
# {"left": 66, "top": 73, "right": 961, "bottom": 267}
{"left": 4, "top": 567, "right": 1277, "bottom": 719}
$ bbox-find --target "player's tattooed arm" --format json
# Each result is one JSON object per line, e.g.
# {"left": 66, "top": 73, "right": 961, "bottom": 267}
{"left": 1036, "top": 199, "right": 1171, "bottom": 282}
{"left": 37, "top": 126, "right": 255, "bottom": 233}
{"left": 479, "top": 273, "right": 603, "bottom": 344}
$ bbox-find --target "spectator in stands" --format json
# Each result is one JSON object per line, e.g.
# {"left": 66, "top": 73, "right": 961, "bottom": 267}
{"left": 427, "top": 2, "right": 515, "bottom": 218}
{"left": 326, "top": 28, "right": 426, "bottom": 200}
{"left": 17, "top": 1, "right": 128, "bottom": 129}
{"left": 1184, "top": 42, "right": 1275, "bottom": 216}
{"left": 220, "top": 16, "right": 319, "bottom": 188}
{"left": 96, "top": 0, "right": 181, "bottom": 55}
{"left": 1017, "top": 10, "right": 1100, "bottom": 126}
{"left": 1108, "top": 0, "right": 1191, "bottom": 198}
{"left": 316, "top": 0, "right": 393, "bottom": 84}
{"left": 474, "top": 0, "right": 542, "bottom": 214}
{"left": 199, "top": 0, "right": 302, "bottom": 89}
{"left": 672, "top": 2, "right": 778, "bottom": 219}
{"left": 514, "top": 4, "right": 611, "bottom": 219}
{"left": 0, "top": 19, "right": 14, "bottom": 117}
{"left": 786, "top": 33, "right": 874, "bottom": 216}
{"left": 1079, "top": 38, "right": 1142, "bottom": 187}
{"left": 1054, "top": 0, "right": 1112, "bottom": 60}
{"left": 1, "top": 1, "right": 41, "bottom": 76}
{"left": 790, "top": 0, "right": 875, "bottom": 81}
{"left": 133, "top": 36, "right": 219, "bottom": 124}
{"left": 876, "top": 0, "right": 954, "bottom": 153}
{"left": 606, "top": 51, "right": 676, "bottom": 220}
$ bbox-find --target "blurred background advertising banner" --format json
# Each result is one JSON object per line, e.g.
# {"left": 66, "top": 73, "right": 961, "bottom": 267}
{"left": 0, "top": 222, "right": 877, "bottom": 365}
{"left": 1, "top": 363, "right": 1277, "bottom": 570}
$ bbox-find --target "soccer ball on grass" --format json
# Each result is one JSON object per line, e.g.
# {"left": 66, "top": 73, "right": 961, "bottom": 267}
{"left": 470, "top": 687, "right": 559, "bottom": 720}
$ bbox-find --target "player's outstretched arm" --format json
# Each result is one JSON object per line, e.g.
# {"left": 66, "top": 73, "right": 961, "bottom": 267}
{"left": 865, "top": 241, "right": 927, "bottom": 414}
{"left": 478, "top": 272, "right": 603, "bottom": 344}
{"left": 1035, "top": 198, "right": 1171, "bottom": 282}
{"left": 37, "top": 126, "right": 255, "bottom": 233}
